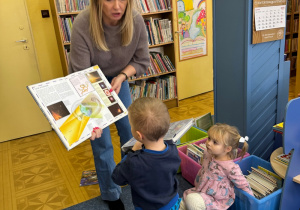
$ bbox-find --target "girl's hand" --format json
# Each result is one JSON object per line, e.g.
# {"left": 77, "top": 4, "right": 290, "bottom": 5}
{"left": 110, "top": 74, "right": 126, "bottom": 94}
{"left": 90, "top": 127, "right": 103, "bottom": 140}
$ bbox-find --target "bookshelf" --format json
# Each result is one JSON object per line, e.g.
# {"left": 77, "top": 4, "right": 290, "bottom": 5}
{"left": 49, "top": 0, "right": 90, "bottom": 76}
{"left": 49, "top": 0, "right": 178, "bottom": 108}
{"left": 285, "top": 0, "right": 299, "bottom": 77}
{"left": 129, "top": 4, "right": 178, "bottom": 108}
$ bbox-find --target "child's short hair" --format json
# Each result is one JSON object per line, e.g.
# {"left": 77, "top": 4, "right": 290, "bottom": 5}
{"left": 207, "top": 123, "right": 248, "bottom": 159}
{"left": 128, "top": 97, "right": 170, "bottom": 141}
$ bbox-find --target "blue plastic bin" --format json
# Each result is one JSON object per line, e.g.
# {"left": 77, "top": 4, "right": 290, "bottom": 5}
{"left": 229, "top": 155, "right": 282, "bottom": 210}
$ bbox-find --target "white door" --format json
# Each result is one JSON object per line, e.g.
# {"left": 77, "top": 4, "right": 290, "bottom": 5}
{"left": 0, "top": 0, "right": 51, "bottom": 142}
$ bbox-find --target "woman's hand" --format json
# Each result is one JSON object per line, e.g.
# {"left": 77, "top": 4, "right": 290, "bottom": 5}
{"left": 90, "top": 127, "right": 103, "bottom": 140}
{"left": 110, "top": 74, "right": 126, "bottom": 94}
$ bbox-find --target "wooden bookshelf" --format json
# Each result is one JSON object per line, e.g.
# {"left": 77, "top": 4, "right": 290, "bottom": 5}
{"left": 130, "top": 0, "right": 179, "bottom": 108}
{"left": 49, "top": 0, "right": 90, "bottom": 76}
{"left": 285, "top": 0, "right": 299, "bottom": 77}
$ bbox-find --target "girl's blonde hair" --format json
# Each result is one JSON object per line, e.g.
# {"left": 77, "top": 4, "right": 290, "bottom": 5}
{"left": 207, "top": 123, "right": 248, "bottom": 160}
{"left": 89, "top": 0, "right": 134, "bottom": 51}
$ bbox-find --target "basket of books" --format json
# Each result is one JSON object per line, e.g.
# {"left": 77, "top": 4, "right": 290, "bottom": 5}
{"left": 176, "top": 126, "right": 208, "bottom": 173}
{"left": 178, "top": 139, "right": 250, "bottom": 185}
{"left": 229, "top": 155, "right": 282, "bottom": 210}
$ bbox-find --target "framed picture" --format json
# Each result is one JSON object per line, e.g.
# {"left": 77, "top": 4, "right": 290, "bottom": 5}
{"left": 177, "top": 0, "right": 207, "bottom": 60}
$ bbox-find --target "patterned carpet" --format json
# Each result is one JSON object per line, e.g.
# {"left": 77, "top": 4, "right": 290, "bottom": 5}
{"left": 64, "top": 174, "right": 193, "bottom": 210}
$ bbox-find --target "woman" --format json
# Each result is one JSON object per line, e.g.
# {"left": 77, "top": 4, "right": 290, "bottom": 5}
{"left": 69, "top": 0, "right": 150, "bottom": 208}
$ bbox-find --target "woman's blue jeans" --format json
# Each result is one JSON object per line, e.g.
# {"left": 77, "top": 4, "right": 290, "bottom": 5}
{"left": 90, "top": 79, "right": 132, "bottom": 201}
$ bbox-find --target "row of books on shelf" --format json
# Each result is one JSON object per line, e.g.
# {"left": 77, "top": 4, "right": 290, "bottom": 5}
{"left": 149, "top": 52, "right": 175, "bottom": 73}
{"left": 134, "top": 0, "right": 171, "bottom": 14}
{"left": 130, "top": 52, "right": 175, "bottom": 80}
{"left": 285, "top": 39, "right": 291, "bottom": 53}
{"left": 55, "top": 0, "right": 90, "bottom": 13}
{"left": 287, "top": 0, "right": 299, "bottom": 13}
{"left": 292, "top": 38, "right": 298, "bottom": 51}
{"left": 129, "top": 75, "right": 177, "bottom": 101}
{"left": 294, "top": 19, "right": 299, "bottom": 33}
{"left": 284, "top": 38, "right": 298, "bottom": 53}
{"left": 65, "top": 50, "right": 175, "bottom": 80}
{"left": 58, "top": 16, "right": 173, "bottom": 47}
{"left": 286, "top": 19, "right": 299, "bottom": 33}
{"left": 290, "top": 56, "right": 297, "bottom": 69}
{"left": 245, "top": 166, "right": 282, "bottom": 199}
{"left": 65, "top": 48, "right": 70, "bottom": 64}
{"left": 59, "top": 16, "right": 75, "bottom": 43}
{"left": 145, "top": 18, "right": 173, "bottom": 46}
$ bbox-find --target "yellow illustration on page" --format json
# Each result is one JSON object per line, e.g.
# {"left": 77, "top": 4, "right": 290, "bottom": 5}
{"left": 60, "top": 93, "right": 103, "bottom": 146}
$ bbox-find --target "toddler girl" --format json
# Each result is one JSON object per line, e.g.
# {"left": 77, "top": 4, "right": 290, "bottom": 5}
{"left": 180, "top": 123, "right": 254, "bottom": 210}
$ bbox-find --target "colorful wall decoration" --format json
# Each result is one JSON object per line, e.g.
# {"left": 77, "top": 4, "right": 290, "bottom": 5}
{"left": 177, "top": 0, "right": 207, "bottom": 60}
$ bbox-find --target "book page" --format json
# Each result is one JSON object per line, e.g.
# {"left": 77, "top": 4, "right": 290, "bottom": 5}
{"left": 28, "top": 65, "right": 128, "bottom": 150}
{"left": 164, "top": 118, "right": 194, "bottom": 142}
{"left": 121, "top": 118, "right": 194, "bottom": 152}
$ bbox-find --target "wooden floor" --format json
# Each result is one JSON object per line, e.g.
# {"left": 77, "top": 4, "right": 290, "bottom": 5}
{"left": 0, "top": 77, "right": 296, "bottom": 210}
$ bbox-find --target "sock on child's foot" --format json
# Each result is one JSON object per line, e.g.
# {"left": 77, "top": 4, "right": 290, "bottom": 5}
{"left": 104, "top": 198, "right": 125, "bottom": 210}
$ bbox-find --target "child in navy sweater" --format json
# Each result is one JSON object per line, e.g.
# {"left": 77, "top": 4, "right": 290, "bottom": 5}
{"left": 112, "top": 97, "right": 181, "bottom": 210}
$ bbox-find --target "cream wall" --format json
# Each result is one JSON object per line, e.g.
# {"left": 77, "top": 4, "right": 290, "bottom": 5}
{"left": 26, "top": 0, "right": 64, "bottom": 81}
{"left": 173, "top": 0, "right": 213, "bottom": 100}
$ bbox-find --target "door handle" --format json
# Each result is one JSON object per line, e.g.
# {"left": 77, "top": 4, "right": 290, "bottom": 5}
{"left": 16, "top": 39, "right": 27, "bottom": 43}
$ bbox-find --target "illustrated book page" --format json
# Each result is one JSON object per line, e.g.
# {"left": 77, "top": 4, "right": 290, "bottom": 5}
{"left": 27, "top": 65, "right": 128, "bottom": 150}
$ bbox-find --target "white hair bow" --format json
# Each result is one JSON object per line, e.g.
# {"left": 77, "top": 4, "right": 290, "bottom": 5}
{"left": 239, "top": 136, "right": 249, "bottom": 143}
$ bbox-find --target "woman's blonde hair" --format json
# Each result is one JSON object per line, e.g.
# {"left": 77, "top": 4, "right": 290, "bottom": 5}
{"left": 89, "top": 0, "right": 134, "bottom": 51}
{"left": 207, "top": 123, "right": 249, "bottom": 160}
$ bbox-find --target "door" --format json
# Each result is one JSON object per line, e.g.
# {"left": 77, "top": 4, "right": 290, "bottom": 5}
{"left": 0, "top": 0, "right": 51, "bottom": 142}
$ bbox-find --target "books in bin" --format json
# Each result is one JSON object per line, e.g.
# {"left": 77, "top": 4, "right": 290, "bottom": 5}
{"left": 186, "top": 143, "right": 206, "bottom": 164}
{"left": 27, "top": 65, "right": 128, "bottom": 151}
{"left": 274, "top": 152, "right": 291, "bottom": 166}
{"left": 272, "top": 122, "right": 284, "bottom": 134}
{"left": 245, "top": 166, "right": 282, "bottom": 199}
{"left": 121, "top": 118, "right": 194, "bottom": 152}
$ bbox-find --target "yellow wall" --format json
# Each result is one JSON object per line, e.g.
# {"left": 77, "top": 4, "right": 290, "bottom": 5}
{"left": 173, "top": 0, "right": 213, "bottom": 100}
{"left": 26, "top": 0, "right": 63, "bottom": 81}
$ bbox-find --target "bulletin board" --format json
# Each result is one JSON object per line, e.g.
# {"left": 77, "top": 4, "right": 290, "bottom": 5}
{"left": 252, "top": 0, "right": 287, "bottom": 44}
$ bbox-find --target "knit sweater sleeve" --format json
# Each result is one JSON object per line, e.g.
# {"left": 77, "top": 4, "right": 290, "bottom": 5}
{"left": 68, "top": 10, "right": 92, "bottom": 74}
{"left": 111, "top": 155, "right": 132, "bottom": 186}
{"left": 129, "top": 13, "right": 150, "bottom": 77}
{"left": 228, "top": 164, "right": 254, "bottom": 196}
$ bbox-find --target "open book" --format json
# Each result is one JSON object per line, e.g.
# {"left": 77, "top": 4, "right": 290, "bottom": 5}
{"left": 121, "top": 118, "right": 194, "bottom": 152}
{"left": 194, "top": 112, "right": 213, "bottom": 131}
{"left": 27, "top": 65, "right": 128, "bottom": 150}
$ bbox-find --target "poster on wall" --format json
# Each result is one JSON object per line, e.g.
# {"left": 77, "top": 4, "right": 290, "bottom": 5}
{"left": 177, "top": 0, "right": 207, "bottom": 61}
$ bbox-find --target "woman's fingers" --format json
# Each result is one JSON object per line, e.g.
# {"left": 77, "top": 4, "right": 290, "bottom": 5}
{"left": 90, "top": 127, "right": 103, "bottom": 140}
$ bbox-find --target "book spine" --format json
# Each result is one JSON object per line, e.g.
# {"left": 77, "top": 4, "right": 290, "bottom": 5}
{"left": 156, "top": 53, "right": 168, "bottom": 72}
